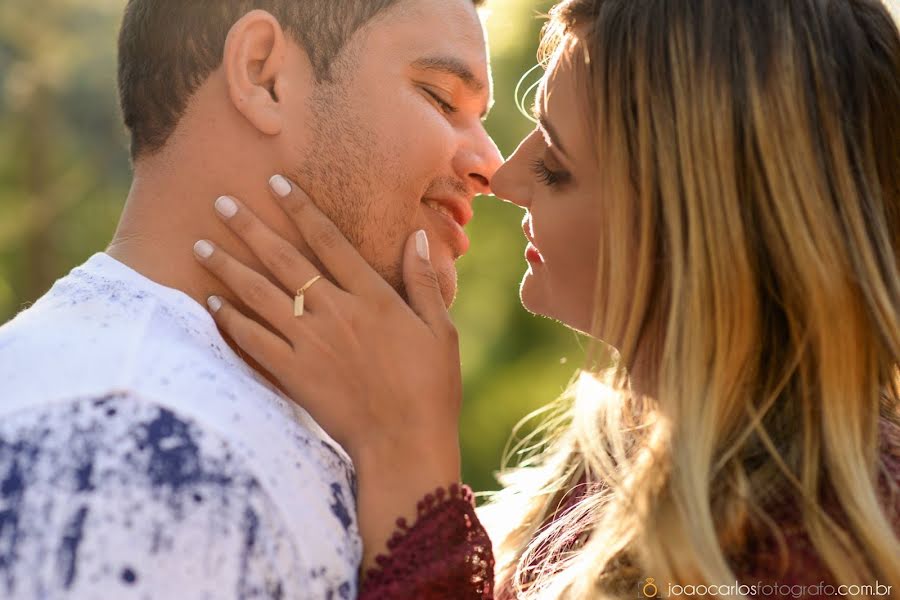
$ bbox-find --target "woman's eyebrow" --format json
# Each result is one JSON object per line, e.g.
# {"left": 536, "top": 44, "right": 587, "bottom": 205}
{"left": 532, "top": 95, "right": 571, "bottom": 160}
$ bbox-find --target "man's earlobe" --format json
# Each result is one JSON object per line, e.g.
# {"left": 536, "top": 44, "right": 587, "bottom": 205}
{"left": 223, "top": 10, "right": 289, "bottom": 136}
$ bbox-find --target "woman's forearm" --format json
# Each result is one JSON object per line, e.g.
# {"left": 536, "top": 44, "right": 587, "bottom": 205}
{"left": 355, "top": 437, "right": 463, "bottom": 573}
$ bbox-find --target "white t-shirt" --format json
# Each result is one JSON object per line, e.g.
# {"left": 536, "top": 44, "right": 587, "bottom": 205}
{"left": 0, "top": 253, "right": 362, "bottom": 599}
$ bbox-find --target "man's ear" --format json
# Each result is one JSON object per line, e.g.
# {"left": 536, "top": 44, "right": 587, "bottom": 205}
{"left": 223, "top": 10, "right": 295, "bottom": 136}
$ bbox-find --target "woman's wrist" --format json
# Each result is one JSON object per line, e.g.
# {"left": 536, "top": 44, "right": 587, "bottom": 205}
{"left": 352, "top": 431, "right": 462, "bottom": 483}
{"left": 352, "top": 435, "right": 462, "bottom": 571}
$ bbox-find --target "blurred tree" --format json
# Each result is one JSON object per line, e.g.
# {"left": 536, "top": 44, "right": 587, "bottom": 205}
{"left": 0, "top": 0, "right": 129, "bottom": 314}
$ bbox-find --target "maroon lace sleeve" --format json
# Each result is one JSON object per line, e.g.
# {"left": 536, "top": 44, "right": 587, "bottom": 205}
{"left": 359, "top": 484, "right": 495, "bottom": 600}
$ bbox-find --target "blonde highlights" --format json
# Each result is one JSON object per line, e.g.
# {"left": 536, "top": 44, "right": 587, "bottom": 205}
{"left": 486, "top": 1, "right": 900, "bottom": 597}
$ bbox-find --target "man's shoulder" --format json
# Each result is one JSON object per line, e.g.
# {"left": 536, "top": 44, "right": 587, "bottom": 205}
{"left": 0, "top": 257, "right": 354, "bottom": 486}
{"left": 0, "top": 259, "right": 163, "bottom": 402}
{"left": 0, "top": 256, "right": 364, "bottom": 585}
{"left": 0, "top": 258, "right": 247, "bottom": 421}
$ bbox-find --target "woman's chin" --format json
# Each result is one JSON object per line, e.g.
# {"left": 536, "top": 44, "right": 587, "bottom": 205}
{"left": 520, "top": 271, "right": 596, "bottom": 336}
{"left": 520, "top": 272, "right": 562, "bottom": 323}
{"left": 519, "top": 270, "right": 543, "bottom": 314}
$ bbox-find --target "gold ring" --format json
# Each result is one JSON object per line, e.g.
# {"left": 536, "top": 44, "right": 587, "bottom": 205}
{"left": 293, "top": 275, "right": 323, "bottom": 317}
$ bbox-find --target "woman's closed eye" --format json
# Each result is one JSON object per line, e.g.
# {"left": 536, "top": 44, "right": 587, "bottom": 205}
{"left": 530, "top": 157, "right": 571, "bottom": 187}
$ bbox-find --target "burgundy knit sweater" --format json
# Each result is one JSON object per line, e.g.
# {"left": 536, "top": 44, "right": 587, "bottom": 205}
{"left": 359, "top": 419, "right": 900, "bottom": 599}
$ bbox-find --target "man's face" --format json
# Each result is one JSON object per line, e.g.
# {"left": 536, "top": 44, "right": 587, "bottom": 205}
{"left": 288, "top": 0, "right": 502, "bottom": 307}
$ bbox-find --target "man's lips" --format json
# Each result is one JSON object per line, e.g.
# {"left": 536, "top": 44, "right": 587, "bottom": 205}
{"left": 422, "top": 197, "right": 472, "bottom": 258}
{"left": 422, "top": 196, "right": 474, "bottom": 227}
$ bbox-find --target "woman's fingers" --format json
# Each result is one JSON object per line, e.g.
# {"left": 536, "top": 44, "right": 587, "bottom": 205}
{"left": 212, "top": 194, "right": 336, "bottom": 303}
{"left": 268, "top": 174, "right": 393, "bottom": 298}
{"left": 205, "top": 295, "right": 294, "bottom": 375}
{"left": 402, "top": 230, "right": 455, "bottom": 337}
{"left": 193, "top": 239, "right": 298, "bottom": 335}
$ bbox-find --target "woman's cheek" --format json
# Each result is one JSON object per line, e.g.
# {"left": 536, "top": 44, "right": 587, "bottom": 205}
{"left": 543, "top": 201, "right": 603, "bottom": 331}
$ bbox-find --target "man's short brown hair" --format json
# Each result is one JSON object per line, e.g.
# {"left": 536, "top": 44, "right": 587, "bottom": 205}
{"left": 118, "top": 0, "right": 484, "bottom": 160}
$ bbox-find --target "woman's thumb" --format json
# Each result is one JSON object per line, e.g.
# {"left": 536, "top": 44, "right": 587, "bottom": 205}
{"left": 402, "top": 230, "right": 450, "bottom": 330}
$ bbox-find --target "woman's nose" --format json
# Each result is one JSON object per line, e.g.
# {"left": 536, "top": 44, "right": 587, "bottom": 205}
{"left": 489, "top": 144, "right": 532, "bottom": 209}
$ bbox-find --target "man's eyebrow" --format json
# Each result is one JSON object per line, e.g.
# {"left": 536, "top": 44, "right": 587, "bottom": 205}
{"left": 411, "top": 56, "right": 487, "bottom": 93}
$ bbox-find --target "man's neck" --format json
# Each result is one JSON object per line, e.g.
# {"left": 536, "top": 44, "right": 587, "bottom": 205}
{"left": 108, "top": 171, "right": 241, "bottom": 311}
{"left": 107, "top": 213, "right": 201, "bottom": 313}
{"left": 107, "top": 151, "right": 293, "bottom": 387}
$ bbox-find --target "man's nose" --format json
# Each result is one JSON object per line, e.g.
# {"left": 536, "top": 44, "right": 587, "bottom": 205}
{"left": 455, "top": 125, "right": 504, "bottom": 196}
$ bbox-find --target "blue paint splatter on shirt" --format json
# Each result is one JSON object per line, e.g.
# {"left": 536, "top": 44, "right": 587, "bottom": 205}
{"left": 0, "top": 395, "right": 311, "bottom": 598}
{"left": 329, "top": 483, "right": 353, "bottom": 532}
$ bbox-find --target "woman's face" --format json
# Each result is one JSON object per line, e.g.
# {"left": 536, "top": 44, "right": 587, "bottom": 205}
{"left": 491, "top": 39, "right": 603, "bottom": 334}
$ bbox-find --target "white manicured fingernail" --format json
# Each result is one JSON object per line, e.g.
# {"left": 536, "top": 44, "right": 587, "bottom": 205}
{"left": 215, "top": 196, "right": 238, "bottom": 219}
{"left": 416, "top": 230, "right": 430, "bottom": 260}
{"left": 207, "top": 296, "right": 223, "bottom": 313}
{"left": 193, "top": 240, "right": 214, "bottom": 259}
{"left": 269, "top": 174, "right": 291, "bottom": 197}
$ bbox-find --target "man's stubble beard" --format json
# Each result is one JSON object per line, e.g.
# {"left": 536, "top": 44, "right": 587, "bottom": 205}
{"left": 292, "top": 80, "right": 412, "bottom": 299}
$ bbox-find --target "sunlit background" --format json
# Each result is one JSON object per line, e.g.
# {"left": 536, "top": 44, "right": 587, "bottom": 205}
{"left": 0, "top": 0, "right": 587, "bottom": 493}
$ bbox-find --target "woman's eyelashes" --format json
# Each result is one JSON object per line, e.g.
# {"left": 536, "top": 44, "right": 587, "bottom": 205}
{"left": 530, "top": 157, "right": 571, "bottom": 187}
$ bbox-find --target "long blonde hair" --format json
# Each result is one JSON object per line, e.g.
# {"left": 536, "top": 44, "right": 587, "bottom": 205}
{"left": 485, "top": 1, "right": 900, "bottom": 597}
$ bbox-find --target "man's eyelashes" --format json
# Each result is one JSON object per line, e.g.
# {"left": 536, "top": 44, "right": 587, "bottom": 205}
{"left": 422, "top": 88, "right": 459, "bottom": 115}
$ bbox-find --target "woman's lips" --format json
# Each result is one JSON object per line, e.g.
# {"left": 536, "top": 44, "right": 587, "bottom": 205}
{"left": 522, "top": 215, "right": 544, "bottom": 264}
{"left": 423, "top": 203, "right": 471, "bottom": 258}
{"left": 525, "top": 242, "right": 544, "bottom": 264}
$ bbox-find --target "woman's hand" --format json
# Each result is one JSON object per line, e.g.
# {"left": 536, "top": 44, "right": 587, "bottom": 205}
{"left": 192, "top": 175, "right": 463, "bottom": 569}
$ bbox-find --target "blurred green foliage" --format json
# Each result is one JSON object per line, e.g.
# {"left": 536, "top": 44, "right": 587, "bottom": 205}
{"left": 0, "top": 0, "right": 582, "bottom": 492}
